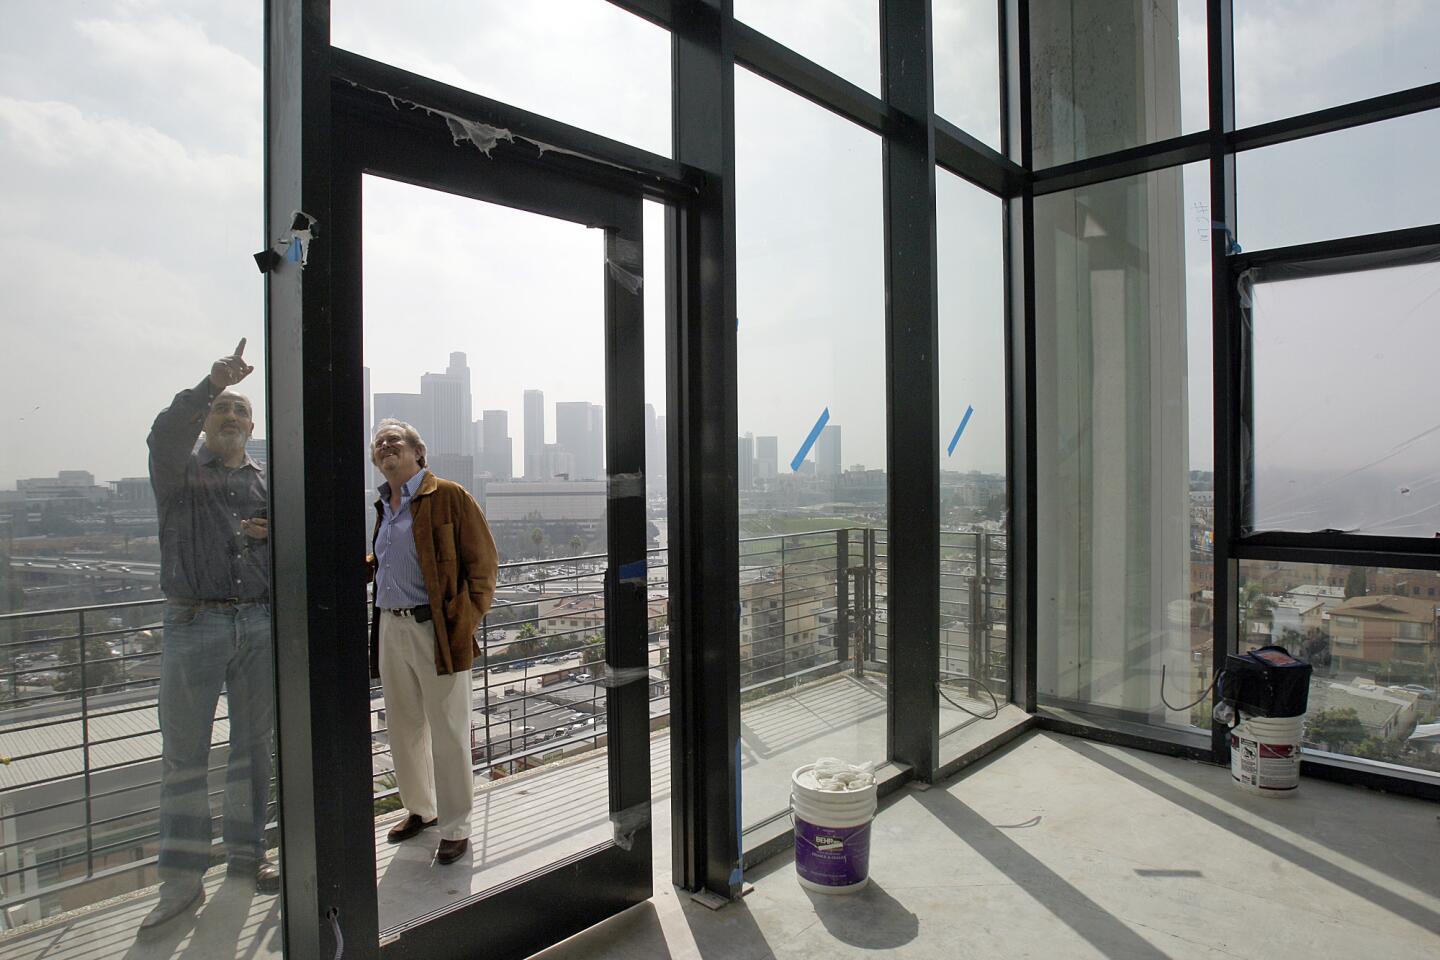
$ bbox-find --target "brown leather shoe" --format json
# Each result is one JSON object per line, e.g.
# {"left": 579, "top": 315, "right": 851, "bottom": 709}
{"left": 387, "top": 813, "right": 437, "bottom": 843}
{"left": 255, "top": 859, "right": 281, "bottom": 893}
{"left": 436, "top": 837, "right": 469, "bottom": 864}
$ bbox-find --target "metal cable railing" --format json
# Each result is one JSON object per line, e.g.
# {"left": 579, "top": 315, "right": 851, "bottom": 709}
{"left": 0, "top": 527, "right": 1005, "bottom": 919}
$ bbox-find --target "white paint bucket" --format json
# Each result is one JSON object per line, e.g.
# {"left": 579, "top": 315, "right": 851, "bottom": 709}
{"left": 1230, "top": 714, "right": 1304, "bottom": 797}
{"left": 791, "top": 763, "right": 878, "bottom": 894}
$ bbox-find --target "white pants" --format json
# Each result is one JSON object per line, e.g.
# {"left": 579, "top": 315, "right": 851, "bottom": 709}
{"left": 379, "top": 610, "right": 474, "bottom": 841}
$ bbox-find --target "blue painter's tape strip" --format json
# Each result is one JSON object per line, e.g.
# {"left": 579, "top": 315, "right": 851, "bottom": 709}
{"left": 286, "top": 237, "right": 302, "bottom": 262}
{"left": 790, "top": 407, "right": 830, "bottom": 473}
{"left": 947, "top": 405, "right": 974, "bottom": 457}
{"left": 618, "top": 559, "right": 646, "bottom": 584}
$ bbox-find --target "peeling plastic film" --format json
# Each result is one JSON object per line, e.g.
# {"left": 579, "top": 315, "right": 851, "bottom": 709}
{"left": 610, "top": 802, "right": 651, "bottom": 851}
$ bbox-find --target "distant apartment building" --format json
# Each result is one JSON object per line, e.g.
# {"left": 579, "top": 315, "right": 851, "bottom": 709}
{"left": 1329, "top": 594, "right": 1438, "bottom": 680}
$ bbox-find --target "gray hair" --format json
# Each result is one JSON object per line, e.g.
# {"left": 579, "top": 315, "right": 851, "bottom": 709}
{"left": 210, "top": 390, "right": 252, "bottom": 414}
{"left": 371, "top": 418, "right": 428, "bottom": 468}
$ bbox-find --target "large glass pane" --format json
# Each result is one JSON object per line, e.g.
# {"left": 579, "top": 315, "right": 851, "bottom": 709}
{"left": 1034, "top": 163, "right": 1215, "bottom": 737}
{"left": 1236, "top": 110, "right": 1440, "bottom": 252}
{"left": 936, "top": 170, "right": 1009, "bottom": 750}
{"left": 1237, "top": 559, "right": 1440, "bottom": 780}
{"left": 1248, "top": 262, "right": 1440, "bottom": 537}
{"left": 735, "top": 0, "right": 880, "bottom": 96}
{"left": 332, "top": 0, "right": 672, "bottom": 157}
{"left": 363, "top": 177, "right": 628, "bottom": 928}
{"left": 1029, "top": 0, "right": 1207, "bottom": 168}
{"left": 735, "top": 69, "right": 886, "bottom": 832}
{"left": 933, "top": 0, "right": 1002, "bottom": 149}
{"left": 1235, "top": 0, "right": 1440, "bottom": 128}
{"left": 0, "top": 3, "right": 284, "bottom": 955}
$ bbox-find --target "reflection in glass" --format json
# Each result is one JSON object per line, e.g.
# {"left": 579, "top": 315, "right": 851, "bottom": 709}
{"left": 1235, "top": 0, "right": 1440, "bottom": 128}
{"left": 936, "top": 169, "right": 1008, "bottom": 742}
{"left": 1034, "top": 163, "right": 1214, "bottom": 734}
{"left": 0, "top": 3, "right": 282, "bottom": 955}
{"left": 933, "top": 0, "right": 1001, "bottom": 149}
{"left": 363, "top": 177, "right": 622, "bottom": 928}
{"left": 1029, "top": 0, "right": 1207, "bottom": 168}
{"left": 735, "top": 69, "right": 886, "bottom": 831}
{"left": 1248, "top": 263, "right": 1440, "bottom": 537}
{"left": 332, "top": 0, "right": 672, "bottom": 157}
{"left": 1236, "top": 110, "right": 1440, "bottom": 252}
{"left": 734, "top": 0, "right": 880, "bottom": 96}
{"left": 1237, "top": 559, "right": 1440, "bottom": 777}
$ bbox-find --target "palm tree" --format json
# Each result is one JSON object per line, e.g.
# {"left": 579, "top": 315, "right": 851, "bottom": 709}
{"left": 530, "top": 527, "right": 545, "bottom": 559}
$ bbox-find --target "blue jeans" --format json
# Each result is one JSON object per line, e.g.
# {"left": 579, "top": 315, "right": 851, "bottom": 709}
{"left": 156, "top": 602, "right": 274, "bottom": 891}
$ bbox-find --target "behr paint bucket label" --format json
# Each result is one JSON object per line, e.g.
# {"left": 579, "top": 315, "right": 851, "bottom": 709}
{"left": 794, "top": 817, "right": 871, "bottom": 887}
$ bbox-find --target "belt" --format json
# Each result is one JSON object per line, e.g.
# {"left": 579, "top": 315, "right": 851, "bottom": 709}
{"left": 168, "top": 598, "right": 263, "bottom": 608}
{"left": 382, "top": 605, "right": 433, "bottom": 623}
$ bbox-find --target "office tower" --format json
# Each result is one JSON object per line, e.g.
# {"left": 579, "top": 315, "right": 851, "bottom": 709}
{"left": 373, "top": 392, "right": 427, "bottom": 438}
{"left": 644, "top": 403, "right": 658, "bottom": 472}
{"left": 815, "top": 424, "right": 842, "bottom": 477}
{"left": 738, "top": 434, "right": 755, "bottom": 492}
{"left": 655, "top": 415, "right": 667, "bottom": 478}
{"left": 755, "top": 435, "right": 778, "bottom": 480}
{"left": 555, "top": 401, "right": 594, "bottom": 480}
{"left": 429, "top": 453, "right": 474, "bottom": 494}
{"left": 541, "top": 443, "right": 575, "bottom": 480}
{"left": 363, "top": 366, "right": 371, "bottom": 448}
{"left": 472, "top": 419, "right": 486, "bottom": 459}
{"left": 524, "top": 389, "right": 545, "bottom": 478}
{"left": 481, "top": 409, "right": 512, "bottom": 480}
{"left": 420, "top": 352, "right": 471, "bottom": 458}
{"left": 588, "top": 404, "right": 605, "bottom": 479}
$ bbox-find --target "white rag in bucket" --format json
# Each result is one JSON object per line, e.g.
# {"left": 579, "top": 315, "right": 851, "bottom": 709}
{"left": 798, "top": 758, "right": 876, "bottom": 792}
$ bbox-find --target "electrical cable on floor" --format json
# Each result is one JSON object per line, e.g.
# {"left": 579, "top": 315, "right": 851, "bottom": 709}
{"left": 1159, "top": 663, "right": 1223, "bottom": 713}
{"left": 936, "top": 674, "right": 1001, "bottom": 720}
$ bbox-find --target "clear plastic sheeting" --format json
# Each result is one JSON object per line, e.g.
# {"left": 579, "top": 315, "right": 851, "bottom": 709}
{"left": 1245, "top": 257, "right": 1440, "bottom": 537}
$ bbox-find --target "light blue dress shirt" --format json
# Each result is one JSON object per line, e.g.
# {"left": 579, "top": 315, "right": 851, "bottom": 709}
{"left": 375, "top": 468, "right": 431, "bottom": 609}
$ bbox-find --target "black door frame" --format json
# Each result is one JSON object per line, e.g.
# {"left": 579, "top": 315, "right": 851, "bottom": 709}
{"left": 328, "top": 80, "right": 655, "bottom": 960}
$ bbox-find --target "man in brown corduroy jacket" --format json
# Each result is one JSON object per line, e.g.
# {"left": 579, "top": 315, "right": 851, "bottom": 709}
{"left": 368, "top": 418, "right": 498, "bottom": 865}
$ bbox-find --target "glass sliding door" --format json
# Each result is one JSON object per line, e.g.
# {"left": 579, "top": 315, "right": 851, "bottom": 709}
{"left": 333, "top": 84, "right": 653, "bottom": 960}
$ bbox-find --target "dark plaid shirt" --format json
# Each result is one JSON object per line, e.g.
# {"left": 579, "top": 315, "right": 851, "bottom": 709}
{"left": 148, "top": 377, "right": 269, "bottom": 601}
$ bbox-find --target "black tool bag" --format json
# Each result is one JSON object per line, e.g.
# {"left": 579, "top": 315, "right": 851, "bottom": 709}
{"left": 1221, "top": 645, "right": 1312, "bottom": 719}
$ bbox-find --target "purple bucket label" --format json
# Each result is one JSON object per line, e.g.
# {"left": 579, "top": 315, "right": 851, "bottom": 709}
{"left": 794, "top": 816, "right": 871, "bottom": 887}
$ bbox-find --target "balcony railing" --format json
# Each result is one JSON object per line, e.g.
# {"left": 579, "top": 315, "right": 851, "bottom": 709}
{"left": 0, "top": 527, "right": 1007, "bottom": 924}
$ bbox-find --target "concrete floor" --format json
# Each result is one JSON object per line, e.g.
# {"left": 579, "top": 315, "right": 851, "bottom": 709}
{"left": 6, "top": 714, "right": 1437, "bottom": 960}
{"left": 536, "top": 730, "right": 1440, "bottom": 960}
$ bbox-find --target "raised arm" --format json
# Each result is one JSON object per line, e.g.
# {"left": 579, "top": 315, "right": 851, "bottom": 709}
{"left": 148, "top": 339, "right": 254, "bottom": 503}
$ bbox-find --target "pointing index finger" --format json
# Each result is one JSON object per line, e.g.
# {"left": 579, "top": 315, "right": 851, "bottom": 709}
{"left": 234, "top": 337, "right": 247, "bottom": 358}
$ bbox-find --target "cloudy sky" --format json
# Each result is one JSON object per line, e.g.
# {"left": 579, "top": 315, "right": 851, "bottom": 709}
{"left": 1, "top": 0, "right": 1436, "bottom": 518}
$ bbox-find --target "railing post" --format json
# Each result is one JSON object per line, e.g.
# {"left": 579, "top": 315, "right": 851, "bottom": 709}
{"left": 978, "top": 532, "right": 991, "bottom": 690}
{"left": 835, "top": 529, "right": 850, "bottom": 666}
{"left": 77, "top": 609, "right": 95, "bottom": 879}
{"left": 481, "top": 617, "right": 492, "bottom": 767}
{"left": 866, "top": 528, "right": 878, "bottom": 661}
{"left": 779, "top": 536, "right": 788, "bottom": 682}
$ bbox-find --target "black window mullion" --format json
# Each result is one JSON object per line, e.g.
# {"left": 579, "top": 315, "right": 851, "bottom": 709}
{"left": 881, "top": 0, "right": 941, "bottom": 780}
